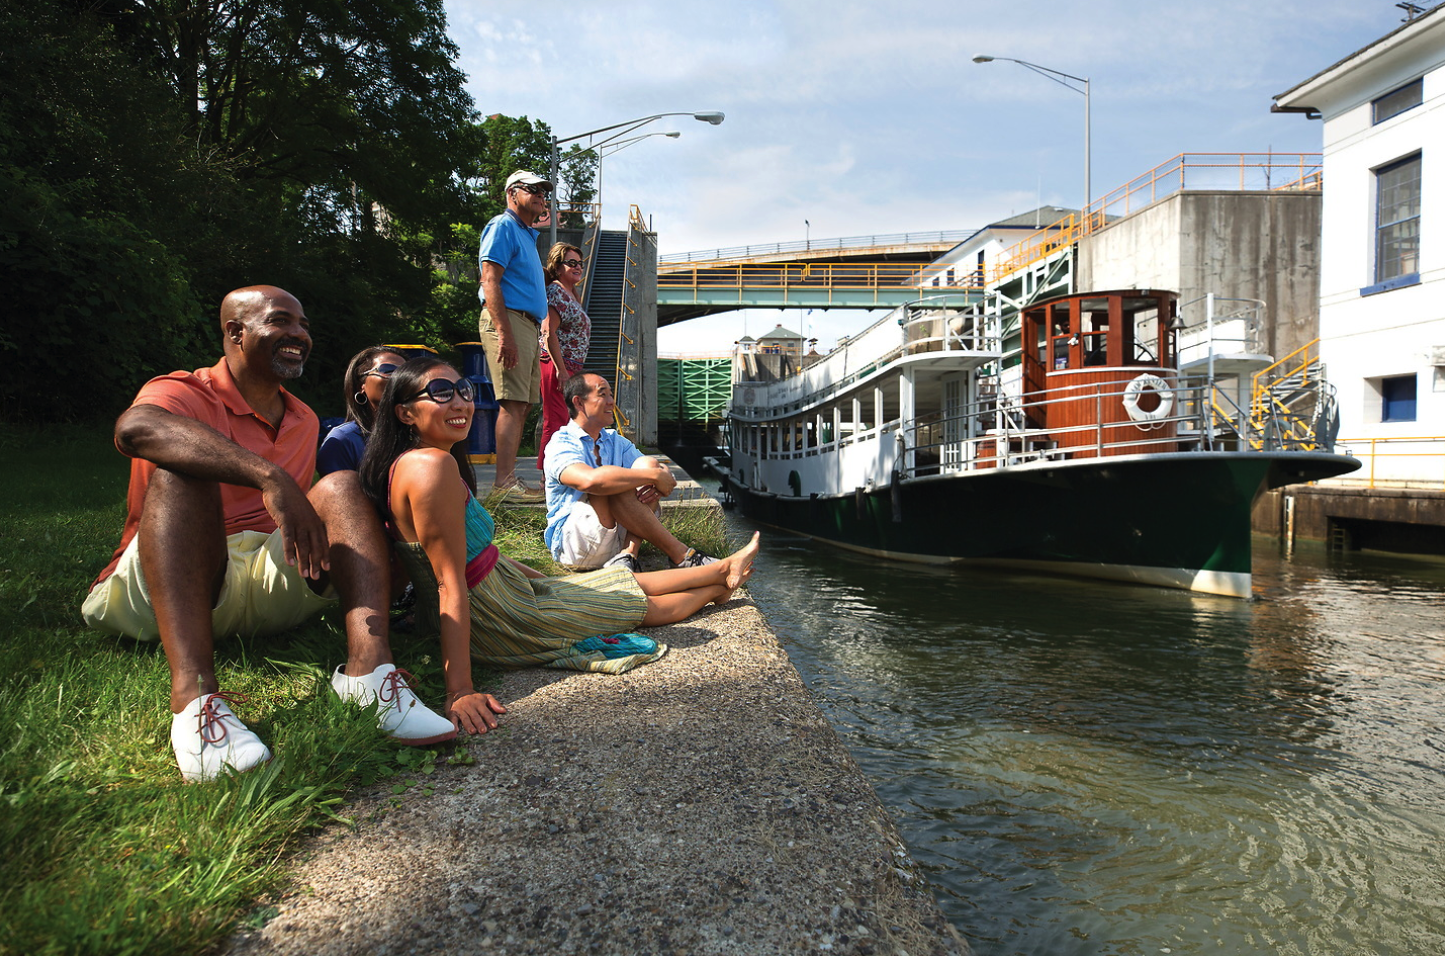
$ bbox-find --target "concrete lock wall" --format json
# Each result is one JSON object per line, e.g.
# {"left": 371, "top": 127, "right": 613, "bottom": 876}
{"left": 1078, "top": 191, "right": 1322, "bottom": 360}
{"left": 634, "top": 226, "right": 660, "bottom": 445}
{"left": 1255, "top": 484, "right": 1445, "bottom": 553}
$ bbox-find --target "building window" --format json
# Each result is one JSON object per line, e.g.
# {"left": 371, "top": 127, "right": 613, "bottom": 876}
{"left": 1382, "top": 374, "right": 1417, "bottom": 423}
{"left": 1373, "top": 79, "right": 1422, "bottom": 125}
{"left": 1376, "top": 154, "right": 1421, "bottom": 284}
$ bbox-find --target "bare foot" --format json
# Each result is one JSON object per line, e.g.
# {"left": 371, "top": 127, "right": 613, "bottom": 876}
{"left": 723, "top": 531, "right": 761, "bottom": 591}
{"left": 712, "top": 561, "right": 755, "bottom": 605}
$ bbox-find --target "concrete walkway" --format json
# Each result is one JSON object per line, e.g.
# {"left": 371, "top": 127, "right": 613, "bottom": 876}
{"left": 226, "top": 473, "right": 967, "bottom": 956}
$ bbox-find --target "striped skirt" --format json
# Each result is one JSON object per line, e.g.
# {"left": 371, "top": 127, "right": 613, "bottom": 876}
{"left": 394, "top": 542, "right": 664, "bottom": 674}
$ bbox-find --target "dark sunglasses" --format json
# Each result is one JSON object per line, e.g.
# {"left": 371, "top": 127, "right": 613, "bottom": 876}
{"left": 562, "top": 258, "right": 583, "bottom": 268}
{"left": 363, "top": 363, "right": 400, "bottom": 379}
{"left": 404, "top": 378, "right": 474, "bottom": 404}
{"left": 514, "top": 183, "right": 549, "bottom": 197}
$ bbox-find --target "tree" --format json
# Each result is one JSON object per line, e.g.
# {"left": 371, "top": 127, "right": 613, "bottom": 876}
{"left": 0, "top": 1, "right": 601, "bottom": 423}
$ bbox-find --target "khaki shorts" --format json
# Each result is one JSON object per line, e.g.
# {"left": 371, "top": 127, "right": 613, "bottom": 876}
{"left": 479, "top": 307, "right": 542, "bottom": 404}
{"left": 81, "top": 529, "right": 336, "bottom": 642}
{"left": 556, "top": 500, "right": 629, "bottom": 569}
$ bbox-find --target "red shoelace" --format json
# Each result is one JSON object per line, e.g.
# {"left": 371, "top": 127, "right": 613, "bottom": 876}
{"left": 197, "top": 691, "right": 250, "bottom": 746}
{"left": 376, "top": 667, "right": 418, "bottom": 708}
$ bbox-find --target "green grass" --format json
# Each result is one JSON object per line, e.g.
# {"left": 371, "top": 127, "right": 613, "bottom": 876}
{"left": 0, "top": 425, "right": 734, "bottom": 955}
{"left": 0, "top": 426, "right": 474, "bottom": 955}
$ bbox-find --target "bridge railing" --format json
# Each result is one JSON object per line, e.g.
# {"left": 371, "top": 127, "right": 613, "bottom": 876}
{"left": 659, "top": 229, "right": 975, "bottom": 266}
{"left": 984, "top": 153, "right": 1323, "bottom": 287}
{"left": 658, "top": 260, "right": 987, "bottom": 292}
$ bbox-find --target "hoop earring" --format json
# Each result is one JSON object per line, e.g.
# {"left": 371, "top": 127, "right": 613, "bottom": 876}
{"left": 353, "top": 390, "right": 368, "bottom": 406}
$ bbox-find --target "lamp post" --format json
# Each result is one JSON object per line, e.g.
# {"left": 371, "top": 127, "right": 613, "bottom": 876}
{"left": 549, "top": 110, "right": 724, "bottom": 244}
{"left": 973, "top": 55, "right": 1090, "bottom": 214}
{"left": 595, "top": 131, "right": 681, "bottom": 221}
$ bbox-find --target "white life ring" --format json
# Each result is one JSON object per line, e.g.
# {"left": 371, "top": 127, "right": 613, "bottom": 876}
{"left": 1122, "top": 373, "right": 1174, "bottom": 423}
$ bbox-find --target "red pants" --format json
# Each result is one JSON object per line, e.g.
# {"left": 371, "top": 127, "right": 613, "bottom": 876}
{"left": 536, "top": 354, "right": 572, "bottom": 472}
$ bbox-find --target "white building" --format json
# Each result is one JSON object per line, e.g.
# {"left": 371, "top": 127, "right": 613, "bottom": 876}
{"left": 1274, "top": 7, "right": 1445, "bottom": 486}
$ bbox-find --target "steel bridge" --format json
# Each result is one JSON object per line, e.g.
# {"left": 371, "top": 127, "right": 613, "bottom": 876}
{"left": 656, "top": 230, "right": 981, "bottom": 324}
{"left": 658, "top": 260, "right": 985, "bottom": 324}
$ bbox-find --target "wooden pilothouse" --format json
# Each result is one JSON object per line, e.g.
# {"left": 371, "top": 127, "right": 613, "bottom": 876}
{"left": 1020, "top": 289, "right": 1182, "bottom": 459}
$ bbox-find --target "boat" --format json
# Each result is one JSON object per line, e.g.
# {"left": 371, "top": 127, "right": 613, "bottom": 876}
{"left": 723, "top": 288, "right": 1359, "bottom": 598}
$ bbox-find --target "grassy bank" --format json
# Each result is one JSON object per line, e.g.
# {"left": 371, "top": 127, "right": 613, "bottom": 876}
{"left": 0, "top": 425, "right": 728, "bottom": 955}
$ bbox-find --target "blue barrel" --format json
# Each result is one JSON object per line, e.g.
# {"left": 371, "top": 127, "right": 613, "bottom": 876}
{"left": 382, "top": 343, "right": 440, "bottom": 361}
{"left": 454, "top": 342, "right": 498, "bottom": 460}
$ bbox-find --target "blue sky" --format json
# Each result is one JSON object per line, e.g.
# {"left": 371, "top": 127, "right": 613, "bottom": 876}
{"left": 443, "top": 0, "right": 1416, "bottom": 351}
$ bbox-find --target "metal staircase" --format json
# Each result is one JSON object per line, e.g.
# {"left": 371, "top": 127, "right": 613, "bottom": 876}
{"left": 581, "top": 229, "right": 628, "bottom": 383}
{"left": 1246, "top": 339, "right": 1340, "bottom": 452}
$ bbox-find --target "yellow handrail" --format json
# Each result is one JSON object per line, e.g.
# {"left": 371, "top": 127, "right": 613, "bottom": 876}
{"left": 1333, "top": 435, "right": 1445, "bottom": 490}
{"left": 1252, "top": 338, "right": 1319, "bottom": 396}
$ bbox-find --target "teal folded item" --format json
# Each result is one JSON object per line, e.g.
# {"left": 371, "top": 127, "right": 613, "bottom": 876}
{"left": 574, "top": 633, "right": 658, "bottom": 659}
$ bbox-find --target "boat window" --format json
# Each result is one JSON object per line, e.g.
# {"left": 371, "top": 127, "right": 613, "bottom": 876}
{"left": 858, "top": 394, "right": 876, "bottom": 432}
{"left": 1052, "top": 332, "right": 1071, "bottom": 370}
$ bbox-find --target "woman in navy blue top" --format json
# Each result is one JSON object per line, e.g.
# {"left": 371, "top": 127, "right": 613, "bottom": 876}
{"left": 318, "top": 346, "right": 407, "bottom": 475}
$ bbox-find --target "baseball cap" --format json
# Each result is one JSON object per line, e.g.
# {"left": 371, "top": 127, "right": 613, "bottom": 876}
{"left": 505, "top": 170, "right": 553, "bottom": 191}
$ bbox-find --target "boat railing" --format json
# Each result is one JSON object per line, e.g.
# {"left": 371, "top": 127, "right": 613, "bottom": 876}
{"left": 899, "top": 373, "right": 1319, "bottom": 476}
{"left": 899, "top": 302, "right": 1002, "bottom": 356}
{"left": 733, "top": 311, "right": 1001, "bottom": 420}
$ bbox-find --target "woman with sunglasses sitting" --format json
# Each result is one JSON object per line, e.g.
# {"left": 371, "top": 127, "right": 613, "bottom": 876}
{"left": 359, "top": 357, "right": 761, "bottom": 734}
{"left": 318, "top": 346, "right": 407, "bottom": 475}
{"left": 537, "top": 242, "right": 591, "bottom": 472}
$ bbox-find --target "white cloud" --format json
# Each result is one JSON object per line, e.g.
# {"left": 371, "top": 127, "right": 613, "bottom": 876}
{"left": 444, "top": 0, "right": 1410, "bottom": 349}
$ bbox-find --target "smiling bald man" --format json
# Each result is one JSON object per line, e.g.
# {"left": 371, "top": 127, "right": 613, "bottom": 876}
{"left": 82, "top": 285, "right": 454, "bottom": 781}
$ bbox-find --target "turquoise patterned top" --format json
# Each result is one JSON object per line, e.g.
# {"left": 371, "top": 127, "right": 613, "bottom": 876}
{"left": 463, "top": 492, "right": 495, "bottom": 562}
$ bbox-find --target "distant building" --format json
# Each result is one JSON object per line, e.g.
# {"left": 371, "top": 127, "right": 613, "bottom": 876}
{"left": 1274, "top": 6, "right": 1445, "bottom": 485}
{"left": 734, "top": 325, "right": 806, "bottom": 384}
{"left": 755, "top": 324, "right": 806, "bottom": 360}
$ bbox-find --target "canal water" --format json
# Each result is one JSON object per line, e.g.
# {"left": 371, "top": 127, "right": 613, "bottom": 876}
{"left": 718, "top": 499, "right": 1445, "bottom": 956}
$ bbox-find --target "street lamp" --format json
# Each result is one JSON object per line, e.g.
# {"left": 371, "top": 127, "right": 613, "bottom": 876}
{"left": 549, "top": 111, "right": 725, "bottom": 243}
{"left": 595, "top": 131, "right": 681, "bottom": 220}
{"left": 973, "top": 55, "right": 1090, "bottom": 213}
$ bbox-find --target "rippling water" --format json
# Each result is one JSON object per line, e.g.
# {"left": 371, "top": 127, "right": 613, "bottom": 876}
{"left": 723, "top": 501, "right": 1445, "bottom": 956}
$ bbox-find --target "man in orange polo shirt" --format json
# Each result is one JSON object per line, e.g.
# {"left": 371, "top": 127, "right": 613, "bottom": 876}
{"left": 82, "top": 285, "right": 456, "bottom": 782}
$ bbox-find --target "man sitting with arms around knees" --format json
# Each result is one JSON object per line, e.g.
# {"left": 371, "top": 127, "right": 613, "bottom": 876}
{"left": 542, "top": 373, "right": 717, "bottom": 573}
{"left": 81, "top": 285, "right": 455, "bottom": 783}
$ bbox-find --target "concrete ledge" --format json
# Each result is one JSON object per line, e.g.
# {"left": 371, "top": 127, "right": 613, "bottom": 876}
{"left": 227, "top": 534, "right": 967, "bottom": 955}
{"left": 1254, "top": 483, "right": 1445, "bottom": 540}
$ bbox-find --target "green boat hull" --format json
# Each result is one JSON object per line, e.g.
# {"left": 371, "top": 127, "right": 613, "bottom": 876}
{"left": 729, "top": 451, "right": 1359, "bottom": 597}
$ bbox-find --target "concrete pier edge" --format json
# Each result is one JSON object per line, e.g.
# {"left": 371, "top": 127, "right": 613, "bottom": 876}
{"left": 226, "top": 458, "right": 968, "bottom": 956}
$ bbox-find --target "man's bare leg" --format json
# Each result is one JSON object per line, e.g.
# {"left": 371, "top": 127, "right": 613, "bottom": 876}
{"left": 603, "top": 489, "right": 691, "bottom": 565}
{"left": 138, "top": 469, "right": 228, "bottom": 714}
{"left": 312, "top": 471, "right": 455, "bottom": 744}
{"left": 308, "top": 471, "right": 391, "bottom": 677}
{"left": 493, "top": 398, "right": 530, "bottom": 487}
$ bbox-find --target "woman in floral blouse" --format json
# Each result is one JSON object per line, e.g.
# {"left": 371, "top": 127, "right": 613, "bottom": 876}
{"left": 537, "top": 242, "right": 592, "bottom": 470}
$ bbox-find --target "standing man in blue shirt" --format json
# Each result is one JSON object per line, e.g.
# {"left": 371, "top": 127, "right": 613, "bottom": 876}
{"left": 478, "top": 170, "right": 552, "bottom": 500}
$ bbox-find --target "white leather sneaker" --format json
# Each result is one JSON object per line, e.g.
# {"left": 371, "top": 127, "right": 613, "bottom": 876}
{"left": 170, "top": 693, "right": 272, "bottom": 783}
{"left": 331, "top": 663, "right": 457, "bottom": 745}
